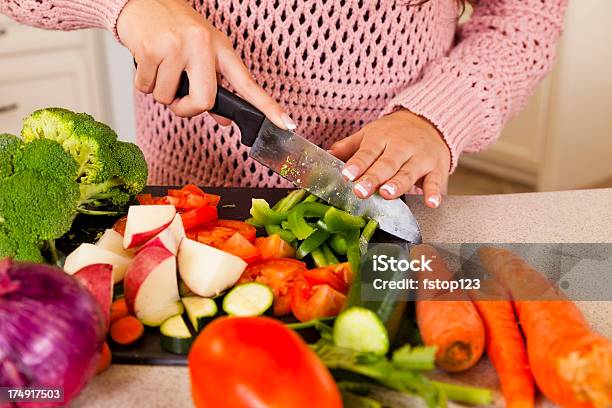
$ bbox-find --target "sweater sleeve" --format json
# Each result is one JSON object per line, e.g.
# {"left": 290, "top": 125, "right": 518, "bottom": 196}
{"left": 382, "top": 0, "right": 568, "bottom": 171}
{"left": 0, "top": 0, "right": 129, "bottom": 37}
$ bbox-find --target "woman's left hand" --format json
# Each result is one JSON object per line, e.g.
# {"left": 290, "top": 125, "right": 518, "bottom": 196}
{"left": 328, "top": 109, "right": 451, "bottom": 208}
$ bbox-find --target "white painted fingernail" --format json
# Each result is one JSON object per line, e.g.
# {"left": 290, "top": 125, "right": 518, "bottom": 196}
{"left": 427, "top": 195, "right": 441, "bottom": 208}
{"left": 281, "top": 113, "right": 297, "bottom": 130}
{"left": 354, "top": 183, "right": 369, "bottom": 197}
{"left": 342, "top": 165, "right": 359, "bottom": 181}
{"left": 380, "top": 183, "right": 397, "bottom": 196}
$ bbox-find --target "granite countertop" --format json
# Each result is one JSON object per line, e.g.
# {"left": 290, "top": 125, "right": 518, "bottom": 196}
{"left": 74, "top": 188, "right": 612, "bottom": 408}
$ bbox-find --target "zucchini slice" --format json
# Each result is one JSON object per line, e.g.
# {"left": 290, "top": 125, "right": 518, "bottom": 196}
{"left": 182, "top": 296, "right": 217, "bottom": 332}
{"left": 160, "top": 314, "right": 193, "bottom": 355}
{"left": 222, "top": 283, "right": 274, "bottom": 317}
{"left": 333, "top": 307, "right": 389, "bottom": 355}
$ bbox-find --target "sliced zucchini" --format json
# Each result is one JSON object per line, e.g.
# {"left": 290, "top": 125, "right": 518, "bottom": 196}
{"left": 182, "top": 296, "right": 218, "bottom": 332}
{"left": 160, "top": 314, "right": 193, "bottom": 354}
{"left": 140, "top": 300, "right": 184, "bottom": 327}
{"left": 333, "top": 307, "right": 389, "bottom": 355}
{"left": 222, "top": 283, "right": 274, "bottom": 317}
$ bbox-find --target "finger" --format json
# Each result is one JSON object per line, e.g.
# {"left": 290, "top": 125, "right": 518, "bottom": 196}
{"left": 170, "top": 44, "right": 217, "bottom": 118}
{"left": 378, "top": 158, "right": 431, "bottom": 199}
{"left": 134, "top": 54, "right": 159, "bottom": 94}
{"left": 353, "top": 147, "right": 410, "bottom": 198}
{"left": 216, "top": 43, "right": 295, "bottom": 130}
{"left": 342, "top": 136, "right": 385, "bottom": 183}
{"left": 153, "top": 54, "right": 185, "bottom": 105}
{"left": 328, "top": 131, "right": 364, "bottom": 162}
{"left": 422, "top": 170, "right": 443, "bottom": 208}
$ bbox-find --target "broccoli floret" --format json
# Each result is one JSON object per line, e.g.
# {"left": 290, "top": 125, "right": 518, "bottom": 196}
{"left": 0, "top": 229, "right": 43, "bottom": 263}
{"left": 22, "top": 108, "right": 118, "bottom": 184}
{"left": 0, "top": 133, "right": 22, "bottom": 180}
{"left": 112, "top": 141, "right": 149, "bottom": 194}
{"left": 0, "top": 170, "right": 79, "bottom": 242}
{"left": 13, "top": 138, "right": 79, "bottom": 181}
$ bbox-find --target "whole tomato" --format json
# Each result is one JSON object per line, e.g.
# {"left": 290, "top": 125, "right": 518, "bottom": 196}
{"left": 188, "top": 317, "right": 342, "bottom": 408}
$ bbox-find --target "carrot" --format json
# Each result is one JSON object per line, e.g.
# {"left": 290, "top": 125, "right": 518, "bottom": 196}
{"left": 96, "top": 342, "right": 112, "bottom": 374}
{"left": 471, "top": 281, "right": 535, "bottom": 408}
{"left": 110, "top": 298, "right": 129, "bottom": 324}
{"left": 110, "top": 315, "right": 144, "bottom": 345}
{"left": 478, "top": 247, "right": 612, "bottom": 408}
{"left": 411, "top": 245, "right": 485, "bottom": 372}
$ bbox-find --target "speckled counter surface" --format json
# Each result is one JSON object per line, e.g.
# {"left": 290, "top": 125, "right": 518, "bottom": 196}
{"left": 74, "top": 188, "right": 612, "bottom": 408}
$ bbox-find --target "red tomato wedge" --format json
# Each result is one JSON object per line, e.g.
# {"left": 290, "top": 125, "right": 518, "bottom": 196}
{"left": 255, "top": 235, "right": 296, "bottom": 260}
{"left": 218, "top": 233, "right": 261, "bottom": 264}
{"left": 181, "top": 206, "right": 218, "bottom": 231}
{"left": 196, "top": 226, "right": 236, "bottom": 248}
{"left": 136, "top": 193, "right": 155, "bottom": 205}
{"left": 112, "top": 216, "right": 127, "bottom": 236}
{"left": 302, "top": 262, "right": 354, "bottom": 294}
{"left": 291, "top": 280, "right": 346, "bottom": 322}
{"left": 239, "top": 259, "right": 306, "bottom": 316}
{"left": 206, "top": 220, "right": 257, "bottom": 243}
{"left": 189, "top": 317, "right": 342, "bottom": 408}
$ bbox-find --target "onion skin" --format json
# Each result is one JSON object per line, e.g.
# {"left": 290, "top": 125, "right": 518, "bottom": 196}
{"left": 0, "top": 259, "right": 105, "bottom": 406}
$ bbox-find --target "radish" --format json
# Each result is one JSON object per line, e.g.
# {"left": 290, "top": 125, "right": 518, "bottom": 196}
{"left": 137, "top": 228, "right": 179, "bottom": 256}
{"left": 64, "top": 243, "right": 131, "bottom": 284}
{"left": 178, "top": 238, "right": 247, "bottom": 297}
{"left": 73, "top": 264, "right": 114, "bottom": 329}
{"left": 124, "top": 246, "right": 181, "bottom": 327}
{"left": 168, "top": 213, "right": 186, "bottom": 243}
{"left": 123, "top": 205, "right": 176, "bottom": 249}
{"left": 96, "top": 228, "right": 134, "bottom": 258}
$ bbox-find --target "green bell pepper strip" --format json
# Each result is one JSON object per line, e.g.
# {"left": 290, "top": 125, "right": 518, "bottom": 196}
{"left": 264, "top": 224, "right": 296, "bottom": 243}
{"left": 310, "top": 247, "right": 328, "bottom": 267}
{"left": 321, "top": 243, "right": 340, "bottom": 265}
{"left": 281, "top": 220, "right": 291, "bottom": 230}
{"left": 248, "top": 198, "right": 287, "bottom": 226}
{"left": 359, "top": 219, "right": 378, "bottom": 252}
{"left": 323, "top": 207, "right": 366, "bottom": 233}
{"left": 287, "top": 202, "right": 330, "bottom": 240}
{"left": 272, "top": 189, "right": 307, "bottom": 212}
{"left": 296, "top": 228, "right": 331, "bottom": 259}
{"left": 344, "top": 228, "right": 362, "bottom": 275}
{"left": 329, "top": 233, "right": 348, "bottom": 255}
{"left": 316, "top": 219, "right": 331, "bottom": 232}
{"left": 302, "top": 194, "right": 319, "bottom": 203}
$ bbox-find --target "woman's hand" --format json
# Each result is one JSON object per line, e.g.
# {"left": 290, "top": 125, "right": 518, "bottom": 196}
{"left": 116, "top": 0, "right": 294, "bottom": 128}
{"left": 328, "top": 109, "right": 451, "bottom": 208}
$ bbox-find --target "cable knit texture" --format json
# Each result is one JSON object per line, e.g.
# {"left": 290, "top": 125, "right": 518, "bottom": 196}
{"left": 1, "top": 0, "right": 567, "bottom": 186}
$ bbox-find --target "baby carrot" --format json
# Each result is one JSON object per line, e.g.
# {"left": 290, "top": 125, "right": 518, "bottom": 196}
{"left": 110, "top": 315, "right": 144, "bottom": 345}
{"left": 110, "top": 298, "right": 129, "bottom": 324}
{"left": 478, "top": 247, "right": 612, "bottom": 408}
{"left": 96, "top": 342, "right": 112, "bottom": 374}
{"left": 411, "top": 245, "right": 485, "bottom": 372}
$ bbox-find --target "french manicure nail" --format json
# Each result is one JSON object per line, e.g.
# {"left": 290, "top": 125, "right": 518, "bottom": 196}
{"left": 342, "top": 165, "right": 359, "bottom": 181}
{"left": 427, "top": 195, "right": 441, "bottom": 208}
{"left": 380, "top": 183, "right": 397, "bottom": 196}
{"left": 354, "top": 182, "right": 369, "bottom": 197}
{"left": 281, "top": 113, "right": 297, "bottom": 130}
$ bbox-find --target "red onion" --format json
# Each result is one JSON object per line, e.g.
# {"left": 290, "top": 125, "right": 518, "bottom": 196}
{"left": 0, "top": 258, "right": 105, "bottom": 405}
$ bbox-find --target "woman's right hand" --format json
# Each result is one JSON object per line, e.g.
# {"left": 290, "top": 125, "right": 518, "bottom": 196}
{"left": 116, "top": 0, "right": 294, "bottom": 129}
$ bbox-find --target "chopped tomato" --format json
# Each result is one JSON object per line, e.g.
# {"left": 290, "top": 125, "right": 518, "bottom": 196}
{"left": 196, "top": 226, "right": 236, "bottom": 248}
{"left": 181, "top": 206, "right": 218, "bottom": 231}
{"left": 302, "top": 262, "right": 354, "bottom": 294}
{"left": 136, "top": 194, "right": 155, "bottom": 205}
{"left": 239, "top": 259, "right": 307, "bottom": 316}
{"left": 182, "top": 184, "right": 206, "bottom": 196}
{"left": 254, "top": 235, "right": 296, "bottom": 260}
{"left": 112, "top": 216, "right": 127, "bottom": 236}
{"left": 167, "top": 189, "right": 190, "bottom": 198}
{"left": 205, "top": 219, "right": 256, "bottom": 243}
{"left": 218, "top": 233, "right": 261, "bottom": 264}
{"left": 161, "top": 195, "right": 181, "bottom": 207}
{"left": 291, "top": 280, "right": 346, "bottom": 322}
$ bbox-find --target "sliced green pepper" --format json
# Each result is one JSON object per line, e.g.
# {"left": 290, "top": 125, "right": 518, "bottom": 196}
{"left": 265, "top": 224, "right": 296, "bottom": 243}
{"left": 281, "top": 220, "right": 291, "bottom": 230}
{"left": 272, "top": 189, "right": 307, "bottom": 212}
{"left": 302, "top": 194, "right": 319, "bottom": 203}
{"left": 359, "top": 219, "right": 378, "bottom": 252}
{"left": 296, "top": 228, "right": 330, "bottom": 259}
{"left": 321, "top": 243, "right": 340, "bottom": 265}
{"left": 329, "top": 233, "right": 348, "bottom": 255}
{"left": 287, "top": 202, "right": 330, "bottom": 240}
{"left": 344, "top": 228, "right": 361, "bottom": 275}
{"left": 316, "top": 219, "right": 331, "bottom": 232}
{"left": 248, "top": 198, "right": 287, "bottom": 226}
{"left": 323, "top": 207, "right": 366, "bottom": 233}
{"left": 310, "top": 247, "right": 328, "bottom": 267}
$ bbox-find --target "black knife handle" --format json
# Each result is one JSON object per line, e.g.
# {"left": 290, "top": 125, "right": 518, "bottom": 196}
{"left": 135, "top": 61, "right": 264, "bottom": 146}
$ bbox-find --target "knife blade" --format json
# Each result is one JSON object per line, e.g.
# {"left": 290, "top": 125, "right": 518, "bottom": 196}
{"left": 168, "top": 72, "right": 422, "bottom": 243}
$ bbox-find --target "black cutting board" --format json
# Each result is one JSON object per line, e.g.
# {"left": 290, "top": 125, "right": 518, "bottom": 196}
{"left": 58, "top": 187, "right": 403, "bottom": 366}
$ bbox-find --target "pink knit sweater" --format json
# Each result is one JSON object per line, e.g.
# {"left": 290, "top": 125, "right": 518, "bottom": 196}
{"left": 2, "top": 0, "right": 567, "bottom": 187}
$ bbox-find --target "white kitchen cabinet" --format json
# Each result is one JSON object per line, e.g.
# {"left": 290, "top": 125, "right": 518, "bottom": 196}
{"left": 0, "top": 15, "right": 109, "bottom": 136}
{"left": 459, "top": 0, "right": 612, "bottom": 191}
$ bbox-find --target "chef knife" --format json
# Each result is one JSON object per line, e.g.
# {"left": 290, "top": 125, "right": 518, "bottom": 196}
{"left": 168, "top": 71, "right": 422, "bottom": 243}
